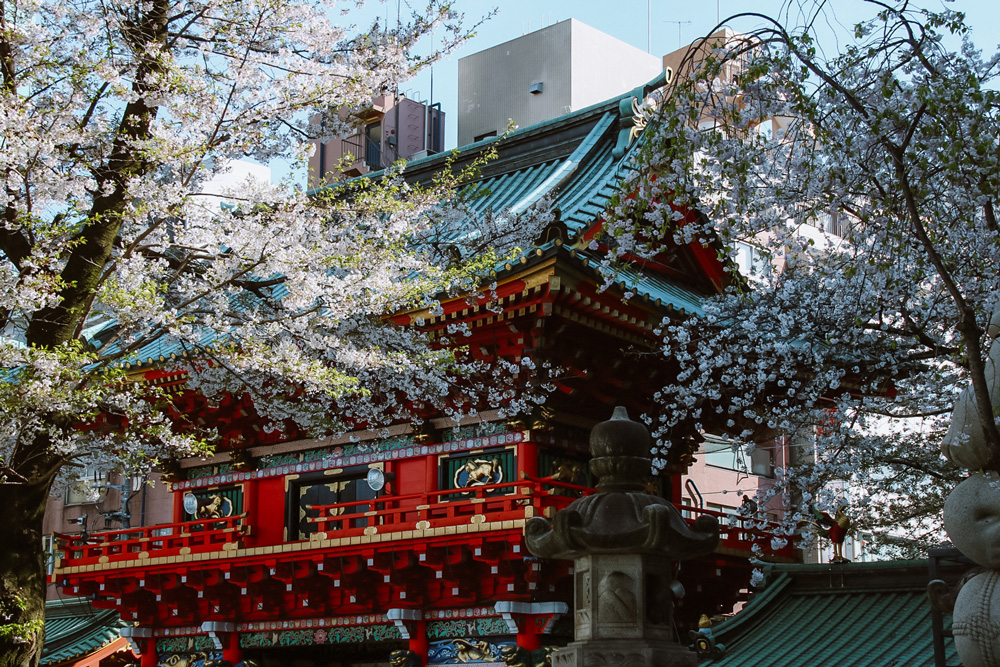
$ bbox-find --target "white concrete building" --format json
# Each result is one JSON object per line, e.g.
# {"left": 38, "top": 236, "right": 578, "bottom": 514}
{"left": 457, "top": 19, "right": 662, "bottom": 146}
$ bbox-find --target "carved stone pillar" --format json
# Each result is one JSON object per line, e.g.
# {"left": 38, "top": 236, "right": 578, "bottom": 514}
{"left": 525, "top": 407, "right": 719, "bottom": 667}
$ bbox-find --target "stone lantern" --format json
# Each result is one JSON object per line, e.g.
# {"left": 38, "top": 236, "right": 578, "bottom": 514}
{"left": 525, "top": 407, "right": 719, "bottom": 667}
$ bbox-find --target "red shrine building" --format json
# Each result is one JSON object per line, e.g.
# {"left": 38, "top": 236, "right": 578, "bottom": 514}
{"left": 49, "top": 75, "right": 797, "bottom": 667}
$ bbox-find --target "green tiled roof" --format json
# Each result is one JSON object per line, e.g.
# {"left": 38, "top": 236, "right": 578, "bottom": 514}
{"left": 701, "top": 561, "right": 958, "bottom": 667}
{"left": 98, "top": 82, "right": 669, "bottom": 368}
{"left": 41, "top": 598, "right": 129, "bottom": 666}
{"left": 576, "top": 254, "right": 705, "bottom": 317}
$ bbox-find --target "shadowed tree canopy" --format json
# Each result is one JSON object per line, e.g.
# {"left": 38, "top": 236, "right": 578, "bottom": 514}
{"left": 604, "top": 0, "right": 998, "bottom": 558}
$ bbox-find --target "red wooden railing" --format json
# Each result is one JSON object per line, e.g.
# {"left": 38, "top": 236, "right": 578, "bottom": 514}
{"left": 676, "top": 504, "right": 797, "bottom": 560}
{"left": 54, "top": 483, "right": 795, "bottom": 571}
{"left": 306, "top": 477, "right": 594, "bottom": 535}
{"left": 54, "top": 514, "right": 247, "bottom": 568}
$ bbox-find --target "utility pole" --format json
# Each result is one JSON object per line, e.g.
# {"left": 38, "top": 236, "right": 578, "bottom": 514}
{"left": 94, "top": 471, "right": 136, "bottom": 530}
{"left": 647, "top": 0, "right": 651, "bottom": 53}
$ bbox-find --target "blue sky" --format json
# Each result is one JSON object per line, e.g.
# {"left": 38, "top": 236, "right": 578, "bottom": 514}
{"left": 266, "top": 0, "right": 998, "bottom": 183}
{"left": 390, "top": 0, "right": 1000, "bottom": 150}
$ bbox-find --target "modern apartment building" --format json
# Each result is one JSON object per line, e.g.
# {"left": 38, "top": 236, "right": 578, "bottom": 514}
{"left": 308, "top": 94, "right": 444, "bottom": 188}
{"left": 457, "top": 19, "right": 662, "bottom": 146}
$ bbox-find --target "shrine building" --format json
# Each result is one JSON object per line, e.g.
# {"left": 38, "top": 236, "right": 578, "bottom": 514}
{"left": 50, "top": 73, "right": 798, "bottom": 667}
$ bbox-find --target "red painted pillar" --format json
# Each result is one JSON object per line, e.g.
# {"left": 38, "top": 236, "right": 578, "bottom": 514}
{"left": 172, "top": 485, "right": 185, "bottom": 523}
{"left": 139, "top": 638, "right": 158, "bottom": 667}
{"left": 519, "top": 440, "right": 539, "bottom": 480}
{"left": 409, "top": 618, "right": 429, "bottom": 667}
{"left": 425, "top": 454, "right": 438, "bottom": 493}
{"left": 517, "top": 616, "right": 542, "bottom": 652}
{"left": 242, "top": 478, "right": 256, "bottom": 547}
{"left": 222, "top": 632, "right": 243, "bottom": 663}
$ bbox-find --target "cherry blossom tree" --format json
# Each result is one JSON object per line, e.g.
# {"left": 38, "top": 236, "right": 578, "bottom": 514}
{"left": 0, "top": 1, "right": 528, "bottom": 664}
{"left": 606, "top": 1, "right": 998, "bottom": 558}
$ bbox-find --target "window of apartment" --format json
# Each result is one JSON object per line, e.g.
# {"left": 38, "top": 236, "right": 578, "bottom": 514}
{"left": 736, "top": 242, "right": 767, "bottom": 280}
{"left": 680, "top": 496, "right": 693, "bottom": 519}
{"left": 285, "top": 468, "right": 376, "bottom": 541}
{"left": 703, "top": 437, "right": 774, "bottom": 478}
{"left": 706, "top": 502, "right": 740, "bottom": 527}
{"left": 754, "top": 120, "right": 774, "bottom": 141}
{"left": 64, "top": 470, "right": 104, "bottom": 506}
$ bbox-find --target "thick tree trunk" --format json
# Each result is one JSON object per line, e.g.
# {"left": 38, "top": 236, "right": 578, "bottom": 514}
{"left": 0, "top": 459, "right": 59, "bottom": 667}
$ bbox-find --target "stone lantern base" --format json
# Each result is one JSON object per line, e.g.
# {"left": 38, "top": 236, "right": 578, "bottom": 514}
{"left": 525, "top": 408, "right": 719, "bottom": 667}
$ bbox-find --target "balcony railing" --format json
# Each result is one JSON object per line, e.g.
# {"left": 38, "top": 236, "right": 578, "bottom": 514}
{"left": 55, "top": 514, "right": 247, "bottom": 568}
{"left": 306, "top": 477, "right": 593, "bottom": 536}
{"left": 53, "top": 484, "right": 795, "bottom": 573}
{"left": 677, "top": 504, "right": 797, "bottom": 560}
{"left": 337, "top": 134, "right": 382, "bottom": 171}
{"left": 341, "top": 133, "right": 363, "bottom": 166}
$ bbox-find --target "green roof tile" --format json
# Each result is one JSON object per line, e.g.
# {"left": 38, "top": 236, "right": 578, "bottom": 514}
{"left": 700, "top": 562, "right": 959, "bottom": 667}
{"left": 41, "top": 598, "right": 129, "bottom": 666}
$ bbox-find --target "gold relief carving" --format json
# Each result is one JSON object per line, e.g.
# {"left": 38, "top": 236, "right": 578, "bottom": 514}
{"left": 410, "top": 422, "right": 439, "bottom": 445}
{"left": 531, "top": 405, "right": 556, "bottom": 432}
{"left": 451, "top": 639, "right": 499, "bottom": 662}
{"left": 179, "top": 547, "right": 191, "bottom": 555}
{"left": 415, "top": 520, "right": 431, "bottom": 530}
{"left": 137, "top": 552, "right": 149, "bottom": 560}
{"left": 98, "top": 556, "right": 109, "bottom": 564}
{"left": 363, "top": 526, "right": 378, "bottom": 536}
{"left": 470, "top": 514, "right": 486, "bottom": 524}
{"left": 196, "top": 494, "right": 233, "bottom": 519}
{"left": 453, "top": 458, "right": 503, "bottom": 488}
{"left": 228, "top": 448, "right": 255, "bottom": 472}
{"left": 548, "top": 460, "right": 586, "bottom": 486}
{"left": 223, "top": 542, "right": 238, "bottom": 551}
{"left": 505, "top": 415, "right": 528, "bottom": 431}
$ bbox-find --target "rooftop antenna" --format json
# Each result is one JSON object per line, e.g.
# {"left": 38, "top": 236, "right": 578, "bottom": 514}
{"left": 647, "top": 0, "right": 651, "bottom": 53}
{"left": 665, "top": 20, "right": 692, "bottom": 49}
{"left": 429, "top": 23, "right": 434, "bottom": 109}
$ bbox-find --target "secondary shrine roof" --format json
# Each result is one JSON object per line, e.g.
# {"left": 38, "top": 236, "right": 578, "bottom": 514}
{"left": 41, "top": 597, "right": 130, "bottom": 666}
{"left": 700, "top": 561, "right": 958, "bottom": 667}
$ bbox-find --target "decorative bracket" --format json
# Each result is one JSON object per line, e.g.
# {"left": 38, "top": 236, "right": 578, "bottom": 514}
{"left": 119, "top": 626, "right": 153, "bottom": 655}
{"left": 201, "top": 621, "right": 236, "bottom": 650}
{"left": 387, "top": 608, "right": 423, "bottom": 639}
{"left": 494, "top": 600, "right": 568, "bottom": 634}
